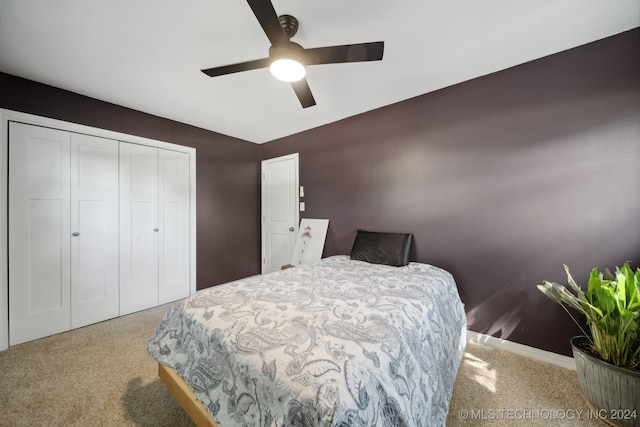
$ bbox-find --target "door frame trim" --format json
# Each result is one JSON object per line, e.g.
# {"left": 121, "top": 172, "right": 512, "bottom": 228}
{"left": 261, "top": 153, "right": 299, "bottom": 274}
{"left": 0, "top": 109, "right": 197, "bottom": 351}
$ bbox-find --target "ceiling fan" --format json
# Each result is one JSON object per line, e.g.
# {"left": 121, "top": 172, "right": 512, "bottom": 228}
{"left": 201, "top": 0, "right": 385, "bottom": 108}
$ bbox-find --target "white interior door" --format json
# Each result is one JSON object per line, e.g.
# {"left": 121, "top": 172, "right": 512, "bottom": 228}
{"left": 261, "top": 153, "right": 299, "bottom": 273}
{"left": 158, "top": 149, "right": 190, "bottom": 304}
{"left": 70, "top": 133, "right": 119, "bottom": 328}
{"left": 9, "top": 123, "right": 71, "bottom": 345}
{"left": 120, "top": 142, "right": 159, "bottom": 315}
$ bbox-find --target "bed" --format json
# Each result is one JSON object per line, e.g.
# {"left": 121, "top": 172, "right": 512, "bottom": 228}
{"left": 147, "top": 231, "right": 466, "bottom": 426}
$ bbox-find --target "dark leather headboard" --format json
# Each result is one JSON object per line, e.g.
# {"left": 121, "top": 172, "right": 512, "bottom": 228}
{"left": 349, "top": 229, "right": 413, "bottom": 267}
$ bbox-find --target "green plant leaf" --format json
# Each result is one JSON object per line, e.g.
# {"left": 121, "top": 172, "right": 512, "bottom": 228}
{"left": 581, "top": 300, "right": 603, "bottom": 319}
{"left": 629, "top": 268, "right": 640, "bottom": 312}
{"left": 587, "top": 269, "right": 616, "bottom": 315}
{"left": 603, "top": 267, "right": 615, "bottom": 281}
{"left": 563, "top": 264, "right": 585, "bottom": 298}
{"left": 537, "top": 281, "right": 562, "bottom": 304}
{"left": 614, "top": 265, "right": 628, "bottom": 310}
{"left": 586, "top": 268, "right": 602, "bottom": 304}
{"left": 540, "top": 262, "right": 640, "bottom": 368}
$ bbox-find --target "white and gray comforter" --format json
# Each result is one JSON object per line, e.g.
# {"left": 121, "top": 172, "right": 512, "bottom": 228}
{"left": 147, "top": 255, "right": 466, "bottom": 426}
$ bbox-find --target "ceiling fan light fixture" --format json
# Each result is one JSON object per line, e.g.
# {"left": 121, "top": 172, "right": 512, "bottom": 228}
{"left": 270, "top": 58, "right": 305, "bottom": 82}
{"left": 269, "top": 44, "right": 306, "bottom": 82}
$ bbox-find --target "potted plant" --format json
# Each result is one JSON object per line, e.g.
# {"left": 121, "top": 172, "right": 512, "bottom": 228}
{"left": 538, "top": 261, "right": 639, "bottom": 427}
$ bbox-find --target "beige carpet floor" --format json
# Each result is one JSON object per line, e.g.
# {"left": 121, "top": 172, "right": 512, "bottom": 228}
{"left": 447, "top": 342, "right": 607, "bottom": 427}
{"left": 0, "top": 304, "right": 607, "bottom": 426}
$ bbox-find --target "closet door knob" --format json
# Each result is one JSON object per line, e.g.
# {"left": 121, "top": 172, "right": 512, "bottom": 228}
{"left": 153, "top": 228, "right": 159, "bottom": 232}
{"left": 289, "top": 227, "right": 294, "bottom": 232}
{"left": 72, "top": 232, "right": 80, "bottom": 237}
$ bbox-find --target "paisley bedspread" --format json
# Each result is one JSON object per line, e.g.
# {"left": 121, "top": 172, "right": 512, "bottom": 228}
{"left": 147, "top": 255, "right": 466, "bottom": 426}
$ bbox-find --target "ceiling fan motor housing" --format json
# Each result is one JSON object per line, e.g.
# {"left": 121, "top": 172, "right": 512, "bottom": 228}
{"left": 269, "top": 42, "right": 305, "bottom": 65}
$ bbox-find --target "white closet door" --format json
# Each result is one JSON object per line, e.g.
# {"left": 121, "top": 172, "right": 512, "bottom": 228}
{"left": 9, "top": 123, "right": 71, "bottom": 345}
{"left": 158, "top": 149, "right": 190, "bottom": 304}
{"left": 70, "top": 133, "right": 119, "bottom": 328}
{"left": 120, "top": 142, "right": 159, "bottom": 315}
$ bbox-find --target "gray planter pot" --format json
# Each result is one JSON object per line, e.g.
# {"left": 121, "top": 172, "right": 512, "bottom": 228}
{"left": 571, "top": 336, "right": 640, "bottom": 427}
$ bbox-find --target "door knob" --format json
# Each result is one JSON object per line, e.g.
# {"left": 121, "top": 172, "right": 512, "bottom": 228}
{"left": 153, "top": 228, "right": 159, "bottom": 232}
{"left": 72, "top": 232, "right": 80, "bottom": 236}
{"left": 289, "top": 227, "right": 294, "bottom": 232}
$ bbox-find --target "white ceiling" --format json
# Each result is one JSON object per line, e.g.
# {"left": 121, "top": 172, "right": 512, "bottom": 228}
{"left": 1, "top": 0, "right": 638, "bottom": 144}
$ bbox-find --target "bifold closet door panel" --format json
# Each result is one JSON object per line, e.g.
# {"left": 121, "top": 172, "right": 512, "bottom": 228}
{"left": 120, "top": 142, "right": 159, "bottom": 315}
{"left": 70, "top": 133, "right": 119, "bottom": 328}
{"left": 158, "top": 149, "right": 190, "bottom": 305}
{"left": 9, "top": 123, "right": 71, "bottom": 345}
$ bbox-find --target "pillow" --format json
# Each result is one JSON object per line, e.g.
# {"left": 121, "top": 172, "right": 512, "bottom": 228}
{"left": 349, "top": 229, "right": 413, "bottom": 267}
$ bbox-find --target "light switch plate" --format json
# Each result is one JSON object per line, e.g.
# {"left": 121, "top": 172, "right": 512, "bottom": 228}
{"left": 299, "top": 202, "right": 305, "bottom": 211}
{"left": 300, "top": 186, "right": 304, "bottom": 197}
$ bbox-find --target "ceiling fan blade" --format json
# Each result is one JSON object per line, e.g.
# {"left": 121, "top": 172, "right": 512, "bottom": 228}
{"left": 291, "top": 78, "right": 316, "bottom": 108}
{"left": 303, "top": 41, "right": 384, "bottom": 66}
{"left": 201, "top": 58, "right": 270, "bottom": 77}
{"left": 246, "top": 0, "right": 289, "bottom": 46}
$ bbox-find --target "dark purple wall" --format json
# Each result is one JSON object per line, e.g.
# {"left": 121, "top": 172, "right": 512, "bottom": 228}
{"left": 259, "top": 29, "right": 640, "bottom": 356}
{"left": 1, "top": 72, "right": 261, "bottom": 289}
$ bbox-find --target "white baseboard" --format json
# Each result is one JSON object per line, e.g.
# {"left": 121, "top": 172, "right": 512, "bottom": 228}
{"left": 466, "top": 330, "right": 576, "bottom": 370}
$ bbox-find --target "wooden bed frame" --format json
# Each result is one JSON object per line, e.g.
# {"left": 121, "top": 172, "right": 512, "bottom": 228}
{"left": 158, "top": 363, "right": 219, "bottom": 427}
